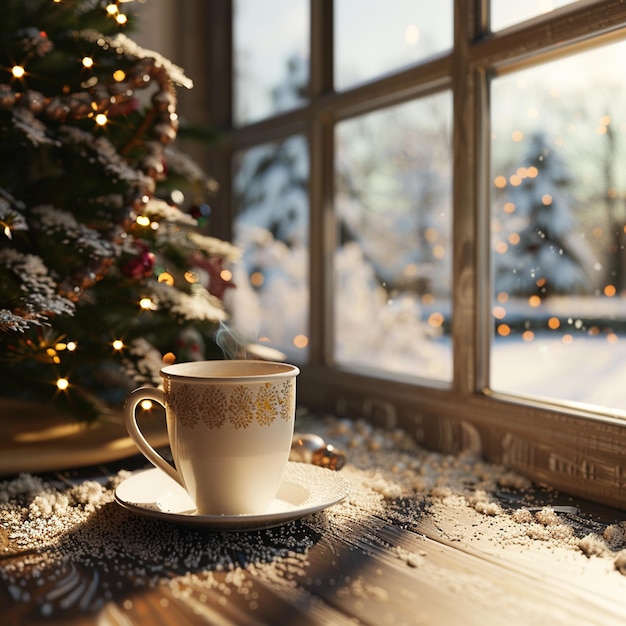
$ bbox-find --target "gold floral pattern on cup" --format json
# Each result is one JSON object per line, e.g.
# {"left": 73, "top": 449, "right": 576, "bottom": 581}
{"left": 200, "top": 387, "right": 227, "bottom": 429}
{"left": 165, "top": 378, "right": 295, "bottom": 429}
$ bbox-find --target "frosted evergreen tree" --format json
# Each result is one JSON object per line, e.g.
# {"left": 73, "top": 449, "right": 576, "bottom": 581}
{"left": 0, "top": 0, "right": 238, "bottom": 420}
{"left": 495, "top": 131, "right": 594, "bottom": 297}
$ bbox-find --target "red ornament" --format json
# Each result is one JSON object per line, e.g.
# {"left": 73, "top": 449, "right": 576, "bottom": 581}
{"left": 121, "top": 241, "right": 156, "bottom": 279}
{"left": 108, "top": 96, "right": 139, "bottom": 117}
{"left": 190, "top": 253, "right": 235, "bottom": 300}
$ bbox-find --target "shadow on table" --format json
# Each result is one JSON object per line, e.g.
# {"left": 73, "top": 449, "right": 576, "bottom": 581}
{"left": 1, "top": 494, "right": 332, "bottom": 624}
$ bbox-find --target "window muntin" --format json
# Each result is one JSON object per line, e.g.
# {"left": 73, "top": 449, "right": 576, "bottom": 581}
{"left": 233, "top": 0, "right": 309, "bottom": 125}
{"left": 490, "top": 39, "right": 626, "bottom": 414}
{"left": 334, "top": 93, "right": 453, "bottom": 381}
{"left": 490, "top": 0, "right": 580, "bottom": 32}
{"left": 334, "top": 0, "right": 453, "bottom": 91}
{"left": 229, "top": 136, "right": 310, "bottom": 363}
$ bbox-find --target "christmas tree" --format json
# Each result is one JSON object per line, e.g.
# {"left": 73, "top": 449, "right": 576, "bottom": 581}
{"left": 0, "top": 0, "right": 238, "bottom": 420}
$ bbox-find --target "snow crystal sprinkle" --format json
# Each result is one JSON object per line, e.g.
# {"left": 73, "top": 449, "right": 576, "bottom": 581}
{"left": 2, "top": 412, "right": 626, "bottom": 621}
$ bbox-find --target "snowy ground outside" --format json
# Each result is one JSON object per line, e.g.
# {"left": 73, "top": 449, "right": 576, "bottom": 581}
{"left": 491, "top": 333, "right": 626, "bottom": 417}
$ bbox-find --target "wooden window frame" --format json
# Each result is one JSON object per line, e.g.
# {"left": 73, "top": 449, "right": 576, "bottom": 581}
{"left": 174, "top": 0, "right": 626, "bottom": 509}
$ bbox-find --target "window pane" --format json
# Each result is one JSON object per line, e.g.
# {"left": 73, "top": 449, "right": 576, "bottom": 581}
{"left": 491, "top": 0, "right": 579, "bottom": 32}
{"left": 334, "top": 0, "right": 452, "bottom": 91}
{"left": 491, "top": 40, "right": 626, "bottom": 414}
{"left": 334, "top": 94, "right": 452, "bottom": 382}
{"left": 233, "top": 0, "right": 309, "bottom": 125}
{"left": 229, "top": 136, "right": 309, "bottom": 363}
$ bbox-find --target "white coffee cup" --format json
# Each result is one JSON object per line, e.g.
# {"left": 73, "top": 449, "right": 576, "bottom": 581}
{"left": 124, "top": 359, "right": 299, "bottom": 516}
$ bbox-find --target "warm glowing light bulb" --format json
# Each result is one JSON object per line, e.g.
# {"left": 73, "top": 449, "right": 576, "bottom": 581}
{"left": 57, "top": 378, "right": 69, "bottom": 391}
{"left": 548, "top": 317, "right": 560, "bottom": 330}
{"left": 162, "top": 352, "right": 176, "bottom": 365}
{"left": 293, "top": 334, "right": 309, "bottom": 349}
{"left": 158, "top": 272, "right": 174, "bottom": 285}
{"left": 139, "top": 297, "right": 153, "bottom": 310}
{"left": 116, "top": 13, "right": 128, "bottom": 25}
{"left": 136, "top": 215, "right": 150, "bottom": 226}
{"left": 140, "top": 400, "right": 153, "bottom": 410}
{"left": 428, "top": 312, "right": 445, "bottom": 328}
{"left": 219, "top": 269, "right": 233, "bottom": 282}
{"left": 405, "top": 24, "right": 419, "bottom": 45}
{"left": 11, "top": 65, "right": 25, "bottom": 79}
{"left": 106, "top": 4, "right": 118, "bottom": 15}
{"left": 66, "top": 341, "right": 77, "bottom": 351}
{"left": 492, "top": 306, "right": 506, "bottom": 320}
{"left": 250, "top": 271, "right": 265, "bottom": 287}
{"left": 497, "top": 324, "right": 511, "bottom": 337}
{"left": 113, "top": 69, "right": 126, "bottom": 82}
{"left": 112, "top": 339, "right": 124, "bottom": 350}
{"left": 94, "top": 113, "right": 108, "bottom": 126}
{"left": 82, "top": 56, "right": 94, "bottom": 68}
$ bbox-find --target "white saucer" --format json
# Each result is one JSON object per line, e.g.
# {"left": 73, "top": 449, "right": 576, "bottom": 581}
{"left": 114, "top": 462, "right": 349, "bottom": 531}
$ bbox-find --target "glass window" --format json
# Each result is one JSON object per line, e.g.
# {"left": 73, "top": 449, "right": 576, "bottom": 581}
{"left": 334, "top": 93, "right": 453, "bottom": 381}
{"left": 490, "top": 0, "right": 579, "bottom": 32}
{"left": 233, "top": 0, "right": 309, "bottom": 125}
{"left": 490, "top": 40, "right": 626, "bottom": 414}
{"left": 200, "top": 0, "right": 626, "bottom": 508}
{"left": 334, "top": 0, "right": 453, "bottom": 91}
{"left": 229, "top": 136, "right": 310, "bottom": 363}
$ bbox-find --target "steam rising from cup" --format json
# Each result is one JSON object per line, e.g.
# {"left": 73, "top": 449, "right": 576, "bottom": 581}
{"left": 215, "top": 321, "right": 286, "bottom": 362}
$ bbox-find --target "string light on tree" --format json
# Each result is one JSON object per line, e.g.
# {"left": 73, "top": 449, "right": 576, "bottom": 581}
{"left": 139, "top": 297, "right": 156, "bottom": 311}
{"left": 158, "top": 271, "right": 174, "bottom": 285}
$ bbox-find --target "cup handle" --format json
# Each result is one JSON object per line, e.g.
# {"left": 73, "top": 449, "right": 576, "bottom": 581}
{"left": 124, "top": 386, "right": 185, "bottom": 488}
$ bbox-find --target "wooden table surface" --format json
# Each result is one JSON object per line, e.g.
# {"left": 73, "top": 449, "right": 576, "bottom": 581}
{"left": 2, "top": 412, "right": 626, "bottom": 626}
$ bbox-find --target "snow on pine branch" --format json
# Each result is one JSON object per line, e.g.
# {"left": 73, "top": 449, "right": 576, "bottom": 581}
{"left": 85, "top": 31, "right": 194, "bottom": 90}
{"left": 31, "top": 205, "right": 116, "bottom": 260}
{"left": 58, "top": 126, "right": 153, "bottom": 192}
{"left": 142, "top": 198, "right": 197, "bottom": 226}
{"left": 187, "top": 231, "right": 242, "bottom": 260}
{"left": 12, "top": 108, "right": 58, "bottom": 147}
{"left": 0, "top": 249, "right": 75, "bottom": 325}
{"left": 149, "top": 281, "right": 227, "bottom": 323}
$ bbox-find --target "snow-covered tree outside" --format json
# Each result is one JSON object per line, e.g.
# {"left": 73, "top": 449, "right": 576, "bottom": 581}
{"left": 494, "top": 131, "right": 597, "bottom": 297}
{"left": 228, "top": 136, "right": 309, "bottom": 362}
{"left": 333, "top": 94, "right": 452, "bottom": 380}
